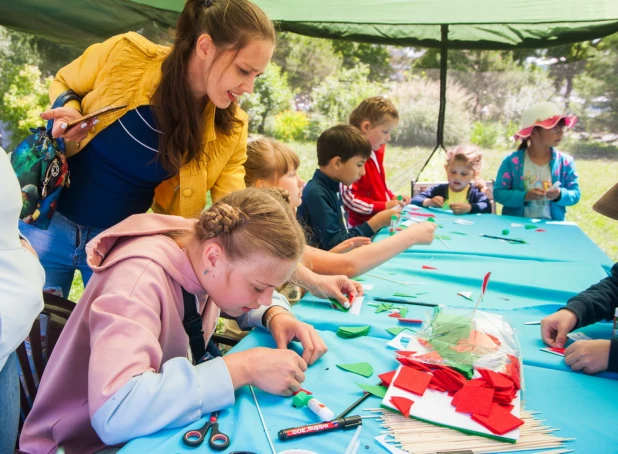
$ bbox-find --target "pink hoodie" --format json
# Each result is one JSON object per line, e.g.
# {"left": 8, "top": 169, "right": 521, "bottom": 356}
{"left": 20, "top": 214, "right": 284, "bottom": 454}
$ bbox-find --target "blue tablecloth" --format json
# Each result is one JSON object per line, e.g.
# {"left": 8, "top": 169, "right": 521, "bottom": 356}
{"left": 120, "top": 210, "right": 617, "bottom": 453}
{"left": 294, "top": 254, "right": 609, "bottom": 339}
{"left": 121, "top": 330, "right": 618, "bottom": 454}
{"left": 387, "top": 208, "right": 613, "bottom": 269}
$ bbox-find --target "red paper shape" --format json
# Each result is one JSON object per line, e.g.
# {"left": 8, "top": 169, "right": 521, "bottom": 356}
{"left": 468, "top": 330, "right": 498, "bottom": 349}
{"left": 292, "top": 388, "right": 313, "bottom": 396}
{"left": 549, "top": 347, "right": 566, "bottom": 355}
{"left": 389, "top": 313, "right": 402, "bottom": 318}
{"left": 390, "top": 396, "right": 414, "bottom": 417}
{"left": 455, "top": 385, "right": 495, "bottom": 416}
{"left": 481, "top": 272, "right": 491, "bottom": 294}
{"left": 505, "top": 355, "right": 521, "bottom": 390}
{"left": 397, "top": 357, "right": 432, "bottom": 372}
{"left": 451, "top": 389, "right": 462, "bottom": 406}
{"left": 428, "top": 382, "right": 447, "bottom": 392}
{"left": 431, "top": 368, "right": 465, "bottom": 392}
{"left": 395, "top": 350, "right": 418, "bottom": 357}
{"left": 422, "top": 265, "right": 437, "bottom": 270}
{"left": 414, "top": 351, "right": 443, "bottom": 363}
{"left": 536, "top": 228, "right": 546, "bottom": 232}
{"left": 500, "top": 404, "right": 515, "bottom": 412}
{"left": 397, "top": 318, "right": 423, "bottom": 324}
{"left": 478, "top": 369, "right": 515, "bottom": 389}
{"left": 487, "top": 334, "right": 502, "bottom": 346}
{"left": 393, "top": 366, "right": 432, "bottom": 396}
{"left": 471, "top": 402, "right": 524, "bottom": 435}
{"left": 378, "top": 370, "right": 397, "bottom": 387}
{"left": 467, "top": 378, "right": 490, "bottom": 387}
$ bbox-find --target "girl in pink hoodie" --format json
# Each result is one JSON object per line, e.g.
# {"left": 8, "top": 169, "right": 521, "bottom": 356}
{"left": 20, "top": 187, "right": 326, "bottom": 454}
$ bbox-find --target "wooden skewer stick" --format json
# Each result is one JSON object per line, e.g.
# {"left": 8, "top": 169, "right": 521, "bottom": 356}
{"left": 365, "top": 272, "right": 414, "bottom": 287}
{"left": 377, "top": 408, "right": 570, "bottom": 454}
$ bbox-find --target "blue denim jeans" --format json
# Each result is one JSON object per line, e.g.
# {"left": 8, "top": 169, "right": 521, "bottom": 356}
{"left": 19, "top": 212, "right": 106, "bottom": 298}
{"left": 0, "top": 352, "right": 19, "bottom": 453}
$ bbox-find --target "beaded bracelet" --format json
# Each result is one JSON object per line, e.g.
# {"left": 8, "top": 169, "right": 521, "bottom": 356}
{"left": 265, "top": 307, "right": 294, "bottom": 331}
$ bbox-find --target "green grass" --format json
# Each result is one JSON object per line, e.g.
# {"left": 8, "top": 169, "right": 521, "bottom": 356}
{"left": 68, "top": 138, "right": 618, "bottom": 301}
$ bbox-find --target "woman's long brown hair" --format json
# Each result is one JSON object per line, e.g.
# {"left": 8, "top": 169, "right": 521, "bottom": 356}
{"left": 152, "top": 0, "right": 275, "bottom": 173}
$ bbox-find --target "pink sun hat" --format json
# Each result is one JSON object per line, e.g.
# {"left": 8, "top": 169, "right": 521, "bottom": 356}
{"left": 514, "top": 102, "right": 577, "bottom": 141}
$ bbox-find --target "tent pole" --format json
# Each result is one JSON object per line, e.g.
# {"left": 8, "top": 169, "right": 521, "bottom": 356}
{"left": 413, "top": 24, "right": 449, "bottom": 186}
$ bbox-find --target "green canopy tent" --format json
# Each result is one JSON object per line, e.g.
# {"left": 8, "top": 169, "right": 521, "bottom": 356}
{"left": 2, "top": 0, "right": 618, "bottom": 175}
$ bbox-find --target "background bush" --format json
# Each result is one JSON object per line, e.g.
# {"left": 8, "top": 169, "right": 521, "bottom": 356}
{"left": 389, "top": 77, "right": 473, "bottom": 147}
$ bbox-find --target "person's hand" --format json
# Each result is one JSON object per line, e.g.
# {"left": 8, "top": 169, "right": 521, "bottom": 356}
{"left": 40, "top": 107, "right": 97, "bottom": 141}
{"left": 329, "top": 237, "right": 371, "bottom": 254}
{"left": 308, "top": 274, "right": 363, "bottom": 303}
{"left": 386, "top": 198, "right": 406, "bottom": 209}
{"left": 225, "top": 347, "right": 307, "bottom": 396}
{"left": 269, "top": 313, "right": 328, "bottom": 366}
{"left": 401, "top": 195, "right": 412, "bottom": 204}
{"left": 545, "top": 187, "right": 561, "bottom": 201}
{"left": 525, "top": 188, "right": 545, "bottom": 202}
{"left": 370, "top": 207, "right": 401, "bottom": 229}
{"left": 20, "top": 239, "right": 38, "bottom": 258}
{"left": 564, "top": 340, "right": 610, "bottom": 375}
{"left": 423, "top": 196, "right": 444, "bottom": 208}
{"left": 404, "top": 221, "right": 437, "bottom": 245}
{"left": 450, "top": 203, "right": 472, "bottom": 215}
{"left": 541, "top": 310, "right": 578, "bottom": 348}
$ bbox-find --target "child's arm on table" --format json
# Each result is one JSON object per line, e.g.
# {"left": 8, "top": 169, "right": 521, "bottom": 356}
{"left": 302, "top": 222, "right": 437, "bottom": 278}
{"left": 302, "top": 189, "right": 373, "bottom": 250}
{"left": 292, "top": 265, "right": 363, "bottom": 304}
{"left": 88, "top": 290, "right": 310, "bottom": 445}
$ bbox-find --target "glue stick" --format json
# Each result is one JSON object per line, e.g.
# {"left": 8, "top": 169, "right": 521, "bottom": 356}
{"left": 389, "top": 215, "right": 398, "bottom": 236}
{"left": 293, "top": 391, "right": 334, "bottom": 421}
{"left": 307, "top": 396, "right": 335, "bottom": 421}
{"left": 613, "top": 308, "right": 618, "bottom": 340}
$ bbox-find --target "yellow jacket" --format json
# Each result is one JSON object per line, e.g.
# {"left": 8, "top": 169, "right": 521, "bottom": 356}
{"left": 50, "top": 32, "right": 248, "bottom": 219}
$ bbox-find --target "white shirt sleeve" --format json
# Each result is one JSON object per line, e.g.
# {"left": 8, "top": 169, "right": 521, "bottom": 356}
{"left": 0, "top": 151, "right": 45, "bottom": 372}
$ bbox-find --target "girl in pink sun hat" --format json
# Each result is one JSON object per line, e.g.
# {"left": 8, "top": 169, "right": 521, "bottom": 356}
{"left": 494, "top": 102, "right": 580, "bottom": 221}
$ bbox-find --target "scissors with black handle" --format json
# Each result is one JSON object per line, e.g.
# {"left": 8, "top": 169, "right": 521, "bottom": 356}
{"left": 182, "top": 411, "right": 229, "bottom": 450}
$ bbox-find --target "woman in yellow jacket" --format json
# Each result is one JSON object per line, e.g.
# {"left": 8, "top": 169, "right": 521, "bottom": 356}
{"left": 19, "top": 0, "right": 275, "bottom": 297}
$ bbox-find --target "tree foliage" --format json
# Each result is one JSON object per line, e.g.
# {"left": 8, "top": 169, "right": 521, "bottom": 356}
{"left": 239, "top": 62, "right": 294, "bottom": 134}
{"left": 331, "top": 40, "right": 393, "bottom": 81}
{"left": 273, "top": 32, "right": 342, "bottom": 94}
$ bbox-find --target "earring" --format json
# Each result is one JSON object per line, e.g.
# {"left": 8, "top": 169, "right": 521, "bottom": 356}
{"left": 204, "top": 268, "right": 210, "bottom": 275}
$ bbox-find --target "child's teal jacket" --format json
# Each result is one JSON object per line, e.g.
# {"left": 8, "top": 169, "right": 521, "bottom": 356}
{"left": 494, "top": 148, "right": 580, "bottom": 221}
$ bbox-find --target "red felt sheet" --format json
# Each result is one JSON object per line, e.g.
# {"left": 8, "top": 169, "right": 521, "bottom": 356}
{"left": 471, "top": 402, "right": 524, "bottom": 435}
{"left": 393, "top": 366, "right": 432, "bottom": 396}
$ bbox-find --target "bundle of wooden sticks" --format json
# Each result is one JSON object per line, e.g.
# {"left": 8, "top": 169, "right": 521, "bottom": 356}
{"left": 368, "top": 408, "right": 573, "bottom": 454}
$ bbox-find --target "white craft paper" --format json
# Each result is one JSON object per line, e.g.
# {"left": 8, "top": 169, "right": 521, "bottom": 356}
{"left": 348, "top": 296, "right": 364, "bottom": 316}
{"left": 567, "top": 332, "right": 593, "bottom": 341}
{"left": 386, "top": 331, "right": 417, "bottom": 350}
{"left": 546, "top": 220, "right": 578, "bottom": 226}
{"left": 374, "top": 435, "right": 409, "bottom": 454}
{"left": 382, "top": 366, "right": 521, "bottom": 442}
{"left": 363, "top": 284, "right": 374, "bottom": 291}
{"left": 454, "top": 219, "right": 474, "bottom": 225}
{"left": 510, "top": 223, "right": 524, "bottom": 227}
{"left": 457, "top": 291, "right": 473, "bottom": 300}
{"left": 531, "top": 219, "right": 542, "bottom": 223}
